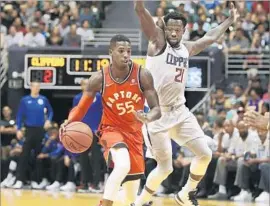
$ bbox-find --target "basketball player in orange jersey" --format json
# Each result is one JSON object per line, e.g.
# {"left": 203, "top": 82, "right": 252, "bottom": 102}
{"left": 60, "top": 34, "right": 161, "bottom": 206}
{"left": 134, "top": 1, "right": 240, "bottom": 206}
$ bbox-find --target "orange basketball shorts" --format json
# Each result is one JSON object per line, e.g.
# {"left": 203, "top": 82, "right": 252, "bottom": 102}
{"left": 99, "top": 127, "right": 145, "bottom": 179}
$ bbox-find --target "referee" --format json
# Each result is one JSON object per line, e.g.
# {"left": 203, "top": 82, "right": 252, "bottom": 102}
{"left": 13, "top": 82, "right": 53, "bottom": 189}
{"left": 74, "top": 79, "right": 103, "bottom": 192}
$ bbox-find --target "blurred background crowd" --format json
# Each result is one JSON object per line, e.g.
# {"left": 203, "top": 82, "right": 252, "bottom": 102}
{"left": 0, "top": 0, "right": 112, "bottom": 47}
{"left": 0, "top": 0, "right": 269, "bottom": 204}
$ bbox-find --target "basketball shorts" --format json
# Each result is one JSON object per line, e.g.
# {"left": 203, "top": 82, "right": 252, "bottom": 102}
{"left": 99, "top": 126, "right": 145, "bottom": 182}
{"left": 143, "top": 104, "right": 204, "bottom": 162}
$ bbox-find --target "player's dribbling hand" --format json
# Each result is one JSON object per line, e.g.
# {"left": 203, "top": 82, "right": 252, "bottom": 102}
{"left": 59, "top": 119, "right": 69, "bottom": 142}
{"left": 132, "top": 110, "right": 149, "bottom": 123}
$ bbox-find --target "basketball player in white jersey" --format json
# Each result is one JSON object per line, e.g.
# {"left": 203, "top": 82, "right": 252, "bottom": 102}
{"left": 133, "top": 2, "right": 240, "bottom": 206}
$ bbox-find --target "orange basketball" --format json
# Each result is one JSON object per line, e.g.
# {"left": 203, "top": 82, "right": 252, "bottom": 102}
{"left": 61, "top": 122, "right": 93, "bottom": 153}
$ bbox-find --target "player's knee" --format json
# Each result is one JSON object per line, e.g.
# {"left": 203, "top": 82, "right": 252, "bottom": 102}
{"left": 157, "top": 163, "right": 173, "bottom": 178}
{"left": 198, "top": 147, "right": 212, "bottom": 165}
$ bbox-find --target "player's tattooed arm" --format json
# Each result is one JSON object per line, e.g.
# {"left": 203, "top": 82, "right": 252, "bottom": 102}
{"left": 134, "top": 1, "right": 165, "bottom": 46}
{"left": 138, "top": 68, "right": 161, "bottom": 123}
{"left": 67, "top": 72, "right": 102, "bottom": 123}
{"left": 184, "top": 2, "right": 240, "bottom": 56}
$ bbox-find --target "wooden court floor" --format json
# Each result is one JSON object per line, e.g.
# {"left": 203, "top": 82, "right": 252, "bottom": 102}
{"left": 1, "top": 189, "right": 268, "bottom": 206}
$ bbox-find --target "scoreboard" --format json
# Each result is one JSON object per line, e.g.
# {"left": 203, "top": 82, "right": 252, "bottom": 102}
{"left": 24, "top": 55, "right": 146, "bottom": 90}
{"left": 24, "top": 54, "right": 209, "bottom": 90}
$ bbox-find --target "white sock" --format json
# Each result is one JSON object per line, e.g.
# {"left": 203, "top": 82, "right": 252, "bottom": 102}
{"left": 219, "top": 185, "right": 226, "bottom": 194}
{"left": 135, "top": 161, "right": 172, "bottom": 206}
{"left": 103, "top": 148, "right": 130, "bottom": 202}
{"left": 135, "top": 188, "right": 152, "bottom": 206}
{"left": 122, "top": 180, "right": 140, "bottom": 204}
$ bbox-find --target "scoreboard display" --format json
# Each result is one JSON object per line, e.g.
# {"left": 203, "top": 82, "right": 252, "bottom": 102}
{"left": 24, "top": 54, "right": 209, "bottom": 90}
{"left": 24, "top": 55, "right": 146, "bottom": 90}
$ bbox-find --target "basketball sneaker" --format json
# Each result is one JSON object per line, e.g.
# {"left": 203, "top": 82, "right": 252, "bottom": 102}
{"left": 175, "top": 190, "right": 199, "bottom": 206}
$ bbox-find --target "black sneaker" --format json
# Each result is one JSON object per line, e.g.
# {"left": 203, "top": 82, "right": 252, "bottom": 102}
{"left": 142, "top": 201, "right": 153, "bottom": 206}
{"left": 175, "top": 190, "right": 199, "bottom": 206}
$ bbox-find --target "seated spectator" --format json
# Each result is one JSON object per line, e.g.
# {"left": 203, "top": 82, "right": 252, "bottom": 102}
{"left": 190, "top": 20, "right": 206, "bottom": 41}
{"left": 46, "top": 150, "right": 78, "bottom": 192}
{"left": 39, "top": 21, "right": 49, "bottom": 39}
{"left": 246, "top": 88, "right": 264, "bottom": 114}
{"left": 31, "top": 127, "right": 64, "bottom": 189}
{"left": 209, "top": 121, "right": 260, "bottom": 200}
{"left": 196, "top": 113, "right": 213, "bottom": 137}
{"left": 227, "top": 28, "right": 250, "bottom": 54}
{"left": 1, "top": 136, "right": 24, "bottom": 188}
{"left": 23, "top": 22, "right": 46, "bottom": 47}
{"left": 12, "top": 17, "right": 27, "bottom": 35}
{"left": 47, "top": 27, "right": 63, "bottom": 46}
{"left": 63, "top": 24, "right": 81, "bottom": 47}
{"left": 242, "top": 13, "right": 255, "bottom": 38}
{"left": 0, "top": 106, "right": 16, "bottom": 161}
{"left": 5, "top": 25, "right": 24, "bottom": 48}
{"left": 225, "top": 85, "right": 247, "bottom": 110}
{"left": 232, "top": 128, "right": 269, "bottom": 201}
{"left": 255, "top": 163, "right": 270, "bottom": 202}
{"left": 58, "top": 15, "right": 70, "bottom": 38}
{"left": 77, "top": 20, "right": 94, "bottom": 41}
{"left": 210, "top": 88, "right": 226, "bottom": 115}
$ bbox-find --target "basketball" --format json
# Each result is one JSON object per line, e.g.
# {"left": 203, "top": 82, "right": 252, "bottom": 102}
{"left": 61, "top": 122, "right": 93, "bottom": 153}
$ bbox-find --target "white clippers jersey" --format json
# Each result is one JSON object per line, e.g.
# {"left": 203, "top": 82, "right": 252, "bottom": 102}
{"left": 146, "top": 42, "right": 189, "bottom": 106}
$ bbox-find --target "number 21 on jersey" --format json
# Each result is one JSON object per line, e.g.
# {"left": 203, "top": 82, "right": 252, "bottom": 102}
{"left": 174, "top": 68, "right": 185, "bottom": 83}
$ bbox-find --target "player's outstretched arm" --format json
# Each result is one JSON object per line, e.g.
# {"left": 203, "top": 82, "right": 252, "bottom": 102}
{"left": 134, "top": 0, "right": 164, "bottom": 44}
{"left": 68, "top": 71, "right": 102, "bottom": 123}
{"left": 139, "top": 68, "right": 161, "bottom": 122}
{"left": 185, "top": 2, "right": 240, "bottom": 56}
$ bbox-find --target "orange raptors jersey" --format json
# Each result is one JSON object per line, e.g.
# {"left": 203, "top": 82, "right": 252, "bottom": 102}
{"left": 100, "top": 61, "right": 145, "bottom": 133}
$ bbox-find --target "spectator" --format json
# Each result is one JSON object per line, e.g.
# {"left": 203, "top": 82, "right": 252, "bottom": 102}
{"left": 39, "top": 21, "right": 49, "bottom": 39}
{"left": 190, "top": 20, "right": 206, "bottom": 41}
{"left": 12, "top": 82, "right": 53, "bottom": 189}
{"left": 47, "top": 27, "right": 63, "bottom": 46}
{"left": 23, "top": 22, "right": 46, "bottom": 47}
{"left": 255, "top": 163, "right": 270, "bottom": 202}
{"left": 13, "top": 17, "right": 27, "bottom": 35}
{"left": 246, "top": 88, "right": 264, "bottom": 113}
{"left": 196, "top": 113, "right": 213, "bottom": 138}
{"left": 0, "top": 137, "right": 24, "bottom": 188}
{"left": 242, "top": 13, "right": 255, "bottom": 38}
{"left": 63, "top": 24, "right": 81, "bottom": 47}
{"left": 0, "top": 106, "right": 16, "bottom": 160}
{"left": 31, "top": 127, "right": 63, "bottom": 189}
{"left": 58, "top": 15, "right": 70, "bottom": 38}
{"left": 209, "top": 121, "right": 260, "bottom": 200}
{"left": 77, "top": 20, "right": 94, "bottom": 41}
{"left": 227, "top": 28, "right": 250, "bottom": 54}
{"left": 79, "top": 6, "right": 93, "bottom": 25}
{"left": 46, "top": 150, "right": 78, "bottom": 192}
{"left": 1, "top": 4, "right": 15, "bottom": 29}
{"left": 232, "top": 128, "right": 269, "bottom": 201}
{"left": 5, "top": 25, "right": 24, "bottom": 48}
{"left": 210, "top": 88, "right": 226, "bottom": 116}
{"left": 225, "top": 85, "right": 246, "bottom": 110}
